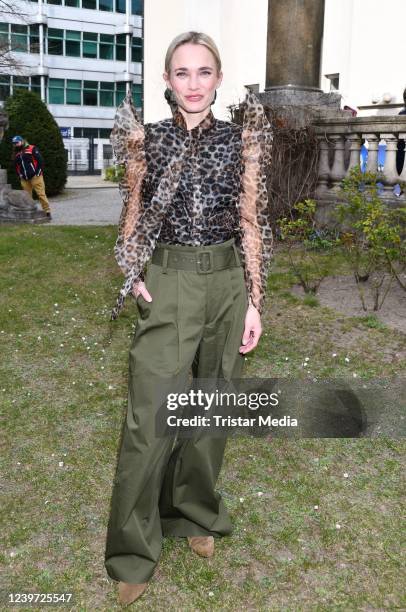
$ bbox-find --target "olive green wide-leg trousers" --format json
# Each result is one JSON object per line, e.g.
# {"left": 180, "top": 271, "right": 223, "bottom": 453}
{"left": 105, "top": 238, "right": 248, "bottom": 584}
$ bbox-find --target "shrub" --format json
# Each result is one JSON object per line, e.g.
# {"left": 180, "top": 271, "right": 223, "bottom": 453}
{"left": 0, "top": 89, "right": 67, "bottom": 196}
{"left": 335, "top": 166, "right": 405, "bottom": 310}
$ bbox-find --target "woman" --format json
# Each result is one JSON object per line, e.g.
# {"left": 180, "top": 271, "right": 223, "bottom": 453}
{"left": 104, "top": 31, "right": 273, "bottom": 605}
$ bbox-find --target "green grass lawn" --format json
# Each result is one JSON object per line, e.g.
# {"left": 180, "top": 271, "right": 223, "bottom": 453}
{"left": 1, "top": 226, "right": 405, "bottom": 611}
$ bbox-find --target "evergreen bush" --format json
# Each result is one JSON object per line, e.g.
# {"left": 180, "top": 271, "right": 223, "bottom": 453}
{"left": 0, "top": 89, "right": 67, "bottom": 196}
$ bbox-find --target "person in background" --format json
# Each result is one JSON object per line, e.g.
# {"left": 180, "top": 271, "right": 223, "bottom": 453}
{"left": 11, "top": 135, "right": 52, "bottom": 220}
{"left": 396, "top": 87, "right": 406, "bottom": 177}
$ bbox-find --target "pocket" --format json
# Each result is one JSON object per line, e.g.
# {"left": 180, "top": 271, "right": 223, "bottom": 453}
{"left": 136, "top": 264, "right": 161, "bottom": 320}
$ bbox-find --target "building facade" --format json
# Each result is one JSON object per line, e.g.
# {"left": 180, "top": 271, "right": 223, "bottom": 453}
{"left": 0, "top": 0, "right": 143, "bottom": 171}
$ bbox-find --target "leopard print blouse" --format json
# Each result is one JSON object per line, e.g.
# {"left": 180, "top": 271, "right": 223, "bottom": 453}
{"left": 110, "top": 89, "right": 273, "bottom": 321}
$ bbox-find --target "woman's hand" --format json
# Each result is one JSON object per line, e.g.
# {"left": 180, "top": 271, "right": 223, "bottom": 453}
{"left": 132, "top": 280, "right": 152, "bottom": 302}
{"left": 239, "top": 303, "right": 262, "bottom": 354}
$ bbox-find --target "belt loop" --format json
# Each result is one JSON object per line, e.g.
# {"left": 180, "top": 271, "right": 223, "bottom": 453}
{"left": 232, "top": 242, "right": 240, "bottom": 267}
{"left": 162, "top": 249, "right": 169, "bottom": 274}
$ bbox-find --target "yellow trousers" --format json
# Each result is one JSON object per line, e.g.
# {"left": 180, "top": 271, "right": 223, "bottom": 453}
{"left": 20, "top": 175, "right": 50, "bottom": 213}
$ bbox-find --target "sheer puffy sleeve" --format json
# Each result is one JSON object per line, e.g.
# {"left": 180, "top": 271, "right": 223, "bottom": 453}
{"left": 237, "top": 91, "right": 274, "bottom": 316}
{"left": 110, "top": 90, "right": 147, "bottom": 279}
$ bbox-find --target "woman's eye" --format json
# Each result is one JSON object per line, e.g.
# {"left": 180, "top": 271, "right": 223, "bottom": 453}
{"left": 201, "top": 71, "right": 212, "bottom": 76}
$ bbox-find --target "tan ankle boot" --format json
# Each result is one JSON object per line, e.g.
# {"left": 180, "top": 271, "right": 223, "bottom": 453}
{"left": 118, "top": 581, "right": 148, "bottom": 605}
{"left": 187, "top": 536, "right": 214, "bottom": 558}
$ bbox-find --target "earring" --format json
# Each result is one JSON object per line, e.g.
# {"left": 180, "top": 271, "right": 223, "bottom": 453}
{"left": 210, "top": 90, "right": 217, "bottom": 105}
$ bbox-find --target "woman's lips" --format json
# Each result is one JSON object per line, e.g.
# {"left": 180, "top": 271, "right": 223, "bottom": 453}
{"left": 186, "top": 95, "right": 203, "bottom": 101}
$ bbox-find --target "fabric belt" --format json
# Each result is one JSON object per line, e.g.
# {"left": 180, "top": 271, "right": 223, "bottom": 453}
{"left": 151, "top": 240, "right": 242, "bottom": 274}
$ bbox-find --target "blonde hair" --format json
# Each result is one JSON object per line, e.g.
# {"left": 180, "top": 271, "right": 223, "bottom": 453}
{"left": 164, "top": 31, "right": 222, "bottom": 75}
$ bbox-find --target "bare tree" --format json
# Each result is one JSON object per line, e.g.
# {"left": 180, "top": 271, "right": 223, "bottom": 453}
{"left": 0, "top": 0, "right": 39, "bottom": 72}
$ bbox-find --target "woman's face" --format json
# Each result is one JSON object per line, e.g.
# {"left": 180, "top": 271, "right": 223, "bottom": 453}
{"left": 164, "top": 42, "right": 222, "bottom": 114}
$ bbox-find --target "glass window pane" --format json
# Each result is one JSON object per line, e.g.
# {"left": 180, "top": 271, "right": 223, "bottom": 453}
{"left": 49, "top": 87, "right": 64, "bottom": 104}
{"left": 83, "top": 90, "right": 98, "bottom": 105}
{"left": 83, "top": 41, "right": 97, "bottom": 58}
{"left": 115, "top": 83, "right": 126, "bottom": 106}
{"left": 115, "top": 0, "right": 125, "bottom": 12}
{"left": 0, "top": 24, "right": 8, "bottom": 33}
{"left": 48, "top": 0, "right": 62, "bottom": 4}
{"left": 100, "top": 81, "right": 114, "bottom": 90}
{"left": 66, "top": 30, "right": 81, "bottom": 40}
{"left": 66, "top": 40, "right": 80, "bottom": 56}
{"left": 73, "top": 128, "right": 82, "bottom": 137}
{"left": 0, "top": 75, "right": 11, "bottom": 101}
{"left": 67, "top": 89, "right": 81, "bottom": 104}
{"left": 11, "top": 35, "right": 27, "bottom": 53}
{"left": 11, "top": 25, "right": 27, "bottom": 34}
{"left": 100, "top": 128, "right": 111, "bottom": 138}
{"left": 84, "top": 80, "right": 97, "bottom": 89}
{"left": 82, "top": 0, "right": 96, "bottom": 7}
{"left": 48, "top": 39, "right": 63, "bottom": 55}
{"left": 115, "top": 45, "right": 125, "bottom": 61}
{"left": 132, "top": 83, "right": 142, "bottom": 108}
{"left": 99, "top": 43, "right": 113, "bottom": 60}
{"left": 14, "top": 76, "right": 29, "bottom": 84}
{"left": 100, "top": 90, "right": 114, "bottom": 106}
{"left": 49, "top": 78, "right": 64, "bottom": 87}
{"left": 99, "top": 0, "right": 113, "bottom": 10}
{"left": 131, "top": 0, "right": 142, "bottom": 14}
{"left": 100, "top": 34, "right": 114, "bottom": 43}
{"left": 65, "top": 0, "right": 80, "bottom": 5}
{"left": 67, "top": 79, "right": 81, "bottom": 88}
{"left": 131, "top": 38, "right": 142, "bottom": 62}
{"left": 83, "top": 31, "right": 98, "bottom": 41}
{"left": 83, "top": 128, "right": 98, "bottom": 137}
{"left": 48, "top": 29, "right": 64, "bottom": 38}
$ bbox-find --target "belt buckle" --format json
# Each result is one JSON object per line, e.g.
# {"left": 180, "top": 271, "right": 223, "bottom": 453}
{"left": 196, "top": 250, "right": 213, "bottom": 274}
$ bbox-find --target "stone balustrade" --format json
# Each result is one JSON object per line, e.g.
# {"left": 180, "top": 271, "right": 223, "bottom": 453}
{"left": 313, "top": 115, "right": 406, "bottom": 223}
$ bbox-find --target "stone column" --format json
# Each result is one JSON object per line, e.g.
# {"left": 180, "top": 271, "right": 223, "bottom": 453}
{"left": 266, "top": 0, "right": 325, "bottom": 91}
{"left": 261, "top": 0, "right": 341, "bottom": 114}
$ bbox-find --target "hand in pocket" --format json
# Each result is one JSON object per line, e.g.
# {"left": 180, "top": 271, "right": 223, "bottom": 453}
{"left": 132, "top": 280, "right": 152, "bottom": 302}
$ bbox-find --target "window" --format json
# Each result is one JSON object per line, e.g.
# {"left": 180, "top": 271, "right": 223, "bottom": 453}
{"left": 29, "top": 24, "right": 40, "bottom": 53}
{"left": 100, "top": 33, "right": 114, "bottom": 60}
{"left": 67, "top": 79, "right": 81, "bottom": 105}
{"left": 115, "top": 81, "right": 126, "bottom": 106}
{"left": 115, "top": 33, "right": 126, "bottom": 61}
{"left": 0, "top": 75, "right": 11, "bottom": 102}
{"left": 131, "top": 0, "right": 142, "bottom": 14}
{"left": 66, "top": 30, "right": 81, "bottom": 57}
{"left": 100, "top": 81, "right": 114, "bottom": 106}
{"left": 132, "top": 83, "right": 142, "bottom": 108}
{"left": 83, "top": 127, "right": 98, "bottom": 138}
{"left": 83, "top": 32, "right": 97, "bottom": 58}
{"left": 99, "top": 0, "right": 113, "bottom": 11}
{"left": 0, "top": 23, "right": 9, "bottom": 49}
{"left": 83, "top": 80, "right": 98, "bottom": 105}
{"left": 48, "top": 78, "right": 65, "bottom": 104}
{"left": 31, "top": 75, "right": 42, "bottom": 96}
{"left": 115, "top": 0, "right": 125, "bottom": 12}
{"left": 48, "top": 0, "right": 62, "bottom": 4}
{"left": 82, "top": 0, "right": 97, "bottom": 8}
{"left": 100, "top": 128, "right": 111, "bottom": 138}
{"left": 48, "top": 28, "right": 64, "bottom": 55}
{"left": 65, "top": 0, "right": 80, "bottom": 6}
{"left": 131, "top": 36, "right": 142, "bottom": 62}
{"left": 14, "top": 76, "right": 29, "bottom": 91}
{"left": 11, "top": 24, "right": 28, "bottom": 53}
